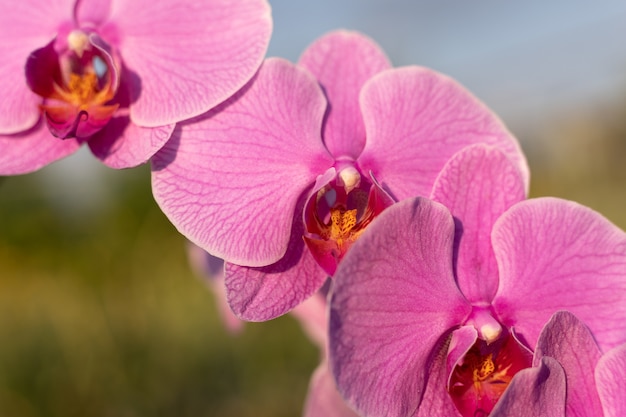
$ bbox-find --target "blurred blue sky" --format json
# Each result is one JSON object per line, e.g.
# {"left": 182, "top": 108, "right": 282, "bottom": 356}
{"left": 268, "top": 0, "right": 626, "bottom": 134}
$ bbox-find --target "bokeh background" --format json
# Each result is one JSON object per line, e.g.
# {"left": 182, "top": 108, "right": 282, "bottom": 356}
{"left": 1, "top": 1, "right": 626, "bottom": 416}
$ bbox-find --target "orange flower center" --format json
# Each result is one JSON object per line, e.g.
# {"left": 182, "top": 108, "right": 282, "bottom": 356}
{"left": 303, "top": 167, "right": 394, "bottom": 275}
{"left": 54, "top": 70, "right": 113, "bottom": 108}
{"left": 448, "top": 333, "right": 531, "bottom": 417}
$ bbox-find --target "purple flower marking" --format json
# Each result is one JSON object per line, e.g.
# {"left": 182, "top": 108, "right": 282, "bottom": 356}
{"left": 328, "top": 145, "right": 626, "bottom": 417}
{"left": 0, "top": 0, "right": 272, "bottom": 173}
{"left": 152, "top": 30, "right": 528, "bottom": 321}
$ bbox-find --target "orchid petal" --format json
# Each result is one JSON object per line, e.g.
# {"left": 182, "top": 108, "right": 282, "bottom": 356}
{"left": 0, "top": 0, "right": 74, "bottom": 134}
{"left": 303, "top": 362, "right": 360, "bottom": 417}
{"left": 0, "top": 121, "right": 81, "bottom": 175}
{"left": 357, "top": 66, "right": 528, "bottom": 201}
{"left": 298, "top": 30, "right": 391, "bottom": 159}
{"left": 431, "top": 144, "right": 526, "bottom": 303}
{"left": 329, "top": 197, "right": 471, "bottom": 417}
{"left": 493, "top": 198, "right": 626, "bottom": 351}
{"left": 416, "top": 331, "right": 470, "bottom": 417}
{"left": 75, "top": 0, "right": 112, "bottom": 27}
{"left": 88, "top": 114, "right": 174, "bottom": 169}
{"left": 534, "top": 311, "right": 604, "bottom": 417}
{"left": 224, "top": 246, "right": 327, "bottom": 322}
{"left": 108, "top": 0, "right": 272, "bottom": 127}
{"left": 224, "top": 190, "right": 328, "bottom": 322}
{"left": 595, "top": 343, "right": 626, "bottom": 417}
{"left": 152, "top": 58, "right": 334, "bottom": 266}
{"left": 490, "top": 357, "right": 566, "bottom": 417}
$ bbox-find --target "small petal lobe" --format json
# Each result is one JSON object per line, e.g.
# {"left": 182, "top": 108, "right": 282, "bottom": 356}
{"left": 490, "top": 357, "right": 566, "bottom": 417}
{"left": 299, "top": 30, "right": 391, "bottom": 159}
{"left": 431, "top": 144, "right": 526, "bottom": 303}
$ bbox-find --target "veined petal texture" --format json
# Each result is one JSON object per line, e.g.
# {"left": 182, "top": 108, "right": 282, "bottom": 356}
{"left": 492, "top": 198, "right": 626, "bottom": 351}
{"left": 0, "top": 0, "right": 74, "bottom": 133}
{"left": 595, "top": 343, "right": 626, "bottom": 417}
{"left": 152, "top": 58, "right": 334, "bottom": 266}
{"left": 0, "top": 121, "right": 81, "bottom": 175}
{"left": 534, "top": 311, "right": 604, "bottom": 417}
{"left": 431, "top": 145, "right": 526, "bottom": 303}
{"left": 109, "top": 0, "right": 272, "bottom": 126}
{"left": 298, "top": 30, "right": 391, "bottom": 159}
{"left": 357, "top": 66, "right": 529, "bottom": 201}
{"left": 330, "top": 197, "right": 471, "bottom": 417}
{"left": 490, "top": 357, "right": 566, "bottom": 417}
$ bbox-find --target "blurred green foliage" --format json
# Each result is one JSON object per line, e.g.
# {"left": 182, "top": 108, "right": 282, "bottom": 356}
{"left": 0, "top": 164, "right": 318, "bottom": 417}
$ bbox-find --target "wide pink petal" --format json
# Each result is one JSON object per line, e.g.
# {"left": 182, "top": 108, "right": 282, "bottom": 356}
{"left": 534, "top": 311, "right": 604, "bottom": 417}
{"left": 357, "top": 67, "right": 529, "bottom": 201}
{"left": 490, "top": 357, "right": 566, "bottom": 417}
{"left": 298, "top": 30, "right": 391, "bottom": 159}
{"left": 431, "top": 145, "right": 526, "bottom": 303}
{"left": 224, "top": 234, "right": 327, "bottom": 322}
{"left": 329, "top": 197, "right": 471, "bottom": 417}
{"left": 0, "top": 120, "right": 81, "bottom": 175}
{"left": 88, "top": 113, "right": 174, "bottom": 169}
{"left": 303, "top": 361, "right": 360, "bottom": 417}
{"left": 0, "top": 0, "right": 74, "bottom": 134}
{"left": 492, "top": 198, "right": 626, "bottom": 351}
{"left": 595, "top": 343, "right": 626, "bottom": 417}
{"left": 108, "top": 0, "right": 272, "bottom": 127}
{"left": 151, "top": 58, "right": 334, "bottom": 266}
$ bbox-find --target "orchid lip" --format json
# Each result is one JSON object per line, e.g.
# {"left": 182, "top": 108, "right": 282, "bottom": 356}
{"left": 303, "top": 166, "right": 394, "bottom": 275}
{"left": 25, "top": 29, "right": 121, "bottom": 139}
{"left": 448, "top": 331, "right": 533, "bottom": 417}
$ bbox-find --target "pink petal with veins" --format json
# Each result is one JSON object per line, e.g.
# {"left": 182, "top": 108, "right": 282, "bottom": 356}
{"left": 152, "top": 58, "right": 334, "bottom": 266}
{"left": 358, "top": 67, "right": 529, "bottom": 201}
{"left": 299, "top": 30, "right": 391, "bottom": 159}
{"left": 109, "top": 0, "right": 272, "bottom": 126}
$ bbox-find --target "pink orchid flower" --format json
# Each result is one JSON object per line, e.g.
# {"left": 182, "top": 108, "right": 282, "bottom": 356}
{"left": 152, "top": 30, "right": 528, "bottom": 321}
{"left": 0, "top": 0, "right": 271, "bottom": 173}
{"left": 488, "top": 311, "right": 626, "bottom": 417}
{"left": 328, "top": 144, "right": 626, "bottom": 417}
